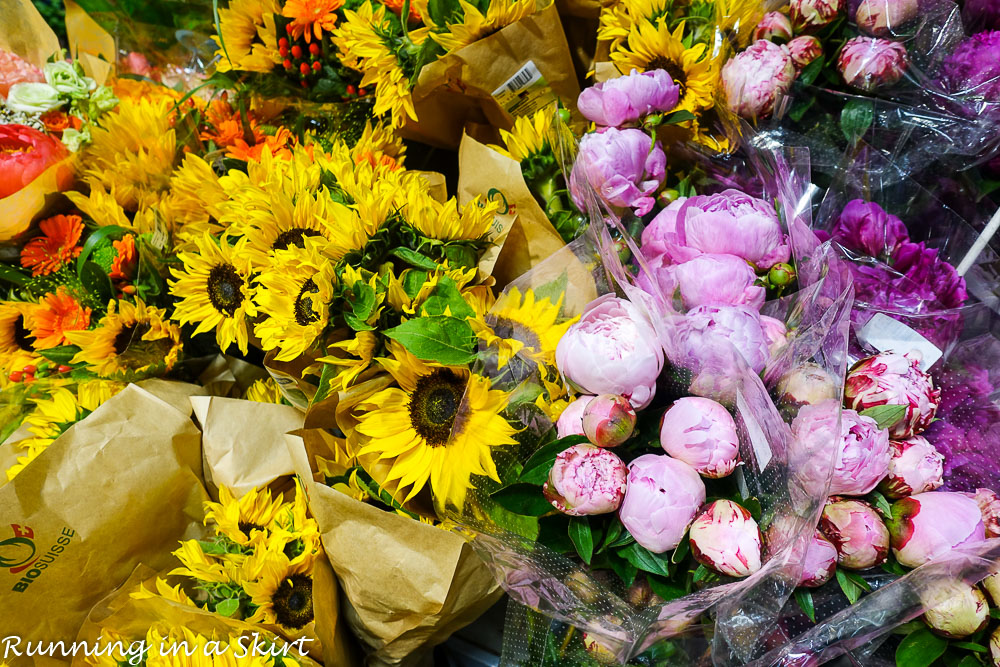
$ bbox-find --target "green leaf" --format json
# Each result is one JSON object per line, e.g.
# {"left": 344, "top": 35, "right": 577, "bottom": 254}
{"left": 569, "top": 517, "right": 594, "bottom": 564}
{"left": 607, "top": 551, "right": 638, "bottom": 587}
{"left": 671, "top": 536, "right": 690, "bottom": 564}
{"left": 787, "top": 96, "right": 815, "bottom": 123}
{"left": 619, "top": 543, "right": 672, "bottom": 577}
{"left": 794, "top": 589, "right": 816, "bottom": 623}
{"left": 344, "top": 312, "right": 376, "bottom": 331}
{"left": 661, "top": 109, "right": 696, "bottom": 125}
{"left": 486, "top": 501, "right": 540, "bottom": 541}
{"left": 350, "top": 282, "right": 376, "bottom": 321}
{"left": 600, "top": 520, "right": 623, "bottom": 552}
{"left": 384, "top": 315, "right": 476, "bottom": 365}
{"left": 692, "top": 564, "right": 711, "bottom": 583}
{"left": 840, "top": 98, "right": 875, "bottom": 145}
{"left": 38, "top": 346, "right": 80, "bottom": 365}
{"left": 895, "top": 628, "right": 948, "bottom": 667}
{"left": 881, "top": 557, "right": 907, "bottom": 576}
{"left": 954, "top": 657, "right": 983, "bottom": 667}
{"left": 491, "top": 483, "right": 553, "bottom": 516}
{"left": 950, "top": 642, "right": 987, "bottom": 653}
{"left": 647, "top": 576, "right": 686, "bottom": 602}
{"left": 606, "top": 530, "right": 636, "bottom": 550}
{"left": 860, "top": 404, "right": 907, "bottom": 431}
{"left": 991, "top": 608, "right": 1000, "bottom": 620}
{"left": 79, "top": 261, "right": 114, "bottom": 306}
{"left": 215, "top": 598, "right": 240, "bottom": 618}
{"left": 420, "top": 278, "right": 474, "bottom": 319}
{"left": 798, "top": 55, "right": 826, "bottom": 86}
{"left": 77, "top": 225, "right": 128, "bottom": 274}
{"left": 843, "top": 570, "right": 872, "bottom": 592}
{"left": 835, "top": 568, "right": 863, "bottom": 605}
{"left": 391, "top": 248, "right": 441, "bottom": 270}
{"left": 0, "top": 264, "right": 29, "bottom": 286}
{"left": 401, "top": 270, "right": 429, "bottom": 299}
{"left": 869, "top": 490, "right": 893, "bottom": 517}
{"left": 518, "top": 435, "right": 588, "bottom": 485}
{"left": 531, "top": 272, "right": 568, "bottom": 311}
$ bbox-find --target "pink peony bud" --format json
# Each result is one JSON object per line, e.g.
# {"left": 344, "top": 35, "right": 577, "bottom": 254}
{"left": 878, "top": 436, "right": 944, "bottom": 499}
{"left": 844, "top": 351, "right": 941, "bottom": 439}
{"left": 777, "top": 362, "right": 839, "bottom": 409}
{"left": 819, "top": 497, "right": 890, "bottom": 570}
{"left": 543, "top": 444, "right": 628, "bottom": 516}
{"left": 923, "top": 582, "right": 989, "bottom": 639}
{"left": 992, "top": 627, "right": 1000, "bottom": 666}
{"left": 555, "top": 294, "right": 664, "bottom": 409}
{"left": 982, "top": 572, "right": 1000, "bottom": 607}
{"left": 659, "top": 397, "right": 740, "bottom": 478}
{"left": 688, "top": 499, "right": 762, "bottom": 577}
{"left": 888, "top": 492, "right": 987, "bottom": 568}
{"left": 788, "top": 36, "right": 823, "bottom": 70}
{"left": 619, "top": 454, "right": 706, "bottom": 553}
{"left": 789, "top": 0, "right": 844, "bottom": 29}
{"left": 722, "top": 40, "right": 796, "bottom": 119}
{"left": 582, "top": 394, "right": 636, "bottom": 447}
{"left": 799, "top": 531, "right": 839, "bottom": 587}
{"left": 791, "top": 400, "right": 891, "bottom": 496}
{"left": 556, "top": 395, "right": 595, "bottom": 439}
{"left": 753, "top": 11, "right": 794, "bottom": 42}
{"left": 577, "top": 68, "right": 680, "bottom": 128}
{"left": 967, "top": 488, "right": 1000, "bottom": 538}
{"left": 838, "top": 36, "right": 908, "bottom": 92}
{"left": 855, "top": 0, "right": 919, "bottom": 36}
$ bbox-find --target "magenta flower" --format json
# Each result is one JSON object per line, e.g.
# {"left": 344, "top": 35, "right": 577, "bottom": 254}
{"left": 888, "top": 491, "right": 986, "bottom": 568}
{"left": 938, "top": 31, "right": 1000, "bottom": 102}
{"left": 638, "top": 253, "right": 765, "bottom": 310}
{"left": 879, "top": 436, "right": 945, "bottom": 499}
{"left": 891, "top": 241, "right": 968, "bottom": 309}
{"left": 722, "top": 40, "right": 796, "bottom": 119}
{"left": 569, "top": 127, "right": 666, "bottom": 216}
{"left": 688, "top": 499, "right": 762, "bottom": 577}
{"left": 830, "top": 199, "right": 909, "bottom": 260}
{"left": 582, "top": 394, "right": 636, "bottom": 448}
{"left": 788, "top": 36, "right": 823, "bottom": 70}
{"left": 819, "top": 497, "right": 890, "bottom": 570}
{"left": 555, "top": 294, "right": 664, "bottom": 409}
{"left": 790, "top": 0, "right": 844, "bottom": 29}
{"left": 556, "top": 395, "right": 594, "bottom": 439}
{"left": 543, "top": 443, "right": 628, "bottom": 515}
{"left": 659, "top": 397, "right": 740, "bottom": 479}
{"left": 619, "top": 454, "right": 706, "bottom": 553}
{"left": 845, "top": 351, "right": 941, "bottom": 439}
{"left": 754, "top": 11, "right": 794, "bottom": 42}
{"left": 577, "top": 68, "right": 680, "bottom": 127}
{"left": 838, "top": 36, "right": 908, "bottom": 91}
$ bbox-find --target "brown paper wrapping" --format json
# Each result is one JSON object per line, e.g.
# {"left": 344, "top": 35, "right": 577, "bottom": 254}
{"left": 0, "top": 0, "right": 60, "bottom": 68}
{"left": 64, "top": 0, "right": 116, "bottom": 85}
{"left": 0, "top": 385, "right": 209, "bottom": 666}
{"left": 285, "top": 432, "right": 504, "bottom": 667}
{"left": 402, "top": 4, "right": 580, "bottom": 150}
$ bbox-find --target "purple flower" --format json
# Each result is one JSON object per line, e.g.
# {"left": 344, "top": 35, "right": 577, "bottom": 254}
{"left": 637, "top": 253, "right": 766, "bottom": 310}
{"left": 963, "top": 0, "right": 1000, "bottom": 32}
{"left": 938, "top": 31, "right": 1000, "bottom": 101}
{"left": 577, "top": 69, "right": 680, "bottom": 127}
{"left": 543, "top": 443, "right": 628, "bottom": 515}
{"left": 855, "top": 0, "right": 919, "bottom": 36}
{"left": 892, "top": 241, "right": 968, "bottom": 309}
{"left": 831, "top": 199, "right": 909, "bottom": 259}
{"left": 838, "top": 36, "right": 908, "bottom": 91}
{"left": 659, "top": 396, "right": 740, "bottom": 479}
{"left": 754, "top": 11, "right": 794, "bottom": 42}
{"left": 722, "top": 40, "right": 797, "bottom": 119}
{"left": 888, "top": 491, "right": 986, "bottom": 567}
{"left": 619, "top": 454, "right": 706, "bottom": 553}
{"left": 570, "top": 127, "right": 666, "bottom": 216}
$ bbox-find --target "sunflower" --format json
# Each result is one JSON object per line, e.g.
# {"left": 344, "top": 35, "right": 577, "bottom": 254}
{"left": 429, "top": 0, "right": 538, "bottom": 53}
{"left": 28, "top": 288, "right": 91, "bottom": 350}
{"left": 713, "top": 0, "right": 764, "bottom": 49}
{"left": 20, "top": 215, "right": 84, "bottom": 277}
{"left": 283, "top": 0, "right": 345, "bottom": 42}
{"left": 215, "top": 0, "right": 282, "bottom": 73}
{"left": 203, "top": 485, "right": 290, "bottom": 548}
{"left": 350, "top": 119, "right": 406, "bottom": 170}
{"left": 383, "top": 264, "right": 478, "bottom": 315}
{"left": 472, "top": 286, "right": 576, "bottom": 374}
{"left": 254, "top": 240, "right": 337, "bottom": 362}
{"left": 245, "top": 378, "right": 287, "bottom": 403}
{"left": 244, "top": 554, "right": 315, "bottom": 630}
{"left": 170, "top": 235, "right": 257, "bottom": 354}
{"left": 404, "top": 191, "right": 499, "bottom": 241}
{"left": 66, "top": 299, "right": 181, "bottom": 381}
{"left": 130, "top": 577, "right": 196, "bottom": 607}
{"left": 316, "top": 330, "right": 378, "bottom": 393}
{"left": 168, "top": 153, "right": 228, "bottom": 239}
{"left": 353, "top": 341, "right": 518, "bottom": 509}
{"left": 611, "top": 20, "right": 720, "bottom": 113}
{"left": 64, "top": 180, "right": 134, "bottom": 230}
{"left": 0, "top": 302, "right": 39, "bottom": 375}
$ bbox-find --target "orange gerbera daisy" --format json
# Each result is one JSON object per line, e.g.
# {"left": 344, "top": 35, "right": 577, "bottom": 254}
{"left": 227, "top": 127, "right": 295, "bottom": 161}
{"left": 282, "top": 0, "right": 344, "bottom": 41}
{"left": 29, "top": 288, "right": 91, "bottom": 349}
{"left": 110, "top": 234, "right": 138, "bottom": 282}
{"left": 20, "top": 215, "right": 85, "bottom": 277}
{"left": 200, "top": 98, "right": 255, "bottom": 150}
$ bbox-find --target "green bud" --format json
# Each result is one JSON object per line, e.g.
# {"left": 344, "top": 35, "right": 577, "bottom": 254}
{"left": 768, "top": 262, "right": 796, "bottom": 288}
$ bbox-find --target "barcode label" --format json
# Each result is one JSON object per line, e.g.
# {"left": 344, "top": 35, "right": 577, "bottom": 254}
{"left": 496, "top": 62, "right": 542, "bottom": 96}
{"left": 857, "top": 313, "right": 942, "bottom": 371}
{"left": 492, "top": 61, "right": 557, "bottom": 118}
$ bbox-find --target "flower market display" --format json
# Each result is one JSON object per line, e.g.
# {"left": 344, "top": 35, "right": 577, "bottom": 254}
{"left": 2, "top": 0, "right": 1000, "bottom": 664}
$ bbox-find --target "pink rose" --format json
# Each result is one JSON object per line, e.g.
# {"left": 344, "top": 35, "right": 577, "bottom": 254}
{"left": 844, "top": 351, "right": 941, "bottom": 439}
{"left": 619, "top": 454, "right": 706, "bottom": 553}
{"left": 888, "top": 492, "right": 986, "bottom": 568}
{"left": 544, "top": 443, "right": 628, "bottom": 515}
{"left": 879, "top": 436, "right": 944, "bottom": 499}
{"left": 659, "top": 397, "right": 740, "bottom": 478}
{"left": 688, "top": 499, "right": 762, "bottom": 577}
{"left": 838, "top": 36, "right": 908, "bottom": 91}
{"left": 556, "top": 395, "right": 594, "bottom": 439}
{"left": 722, "top": 40, "right": 797, "bottom": 119}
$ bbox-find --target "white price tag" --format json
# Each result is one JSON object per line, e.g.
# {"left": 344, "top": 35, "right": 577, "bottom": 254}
{"left": 491, "top": 61, "right": 558, "bottom": 118}
{"left": 857, "top": 313, "right": 942, "bottom": 371}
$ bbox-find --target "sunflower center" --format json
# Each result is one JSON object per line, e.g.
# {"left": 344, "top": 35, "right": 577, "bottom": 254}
{"left": 272, "top": 228, "right": 322, "bottom": 251}
{"left": 273, "top": 574, "right": 314, "bottom": 629}
{"left": 111, "top": 321, "right": 176, "bottom": 372}
{"left": 113, "top": 322, "right": 151, "bottom": 355}
{"left": 647, "top": 57, "right": 687, "bottom": 95}
{"left": 409, "top": 369, "right": 466, "bottom": 446}
{"left": 12, "top": 315, "right": 32, "bottom": 351}
{"left": 207, "top": 263, "right": 245, "bottom": 317}
{"left": 489, "top": 316, "right": 541, "bottom": 352}
{"left": 238, "top": 521, "right": 265, "bottom": 536}
{"left": 294, "top": 278, "right": 320, "bottom": 326}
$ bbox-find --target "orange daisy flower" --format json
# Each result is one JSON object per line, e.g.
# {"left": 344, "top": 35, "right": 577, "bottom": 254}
{"left": 20, "top": 215, "right": 85, "bottom": 277}
{"left": 227, "top": 127, "right": 295, "bottom": 162}
{"left": 29, "top": 288, "right": 91, "bottom": 349}
{"left": 282, "top": 0, "right": 344, "bottom": 42}
{"left": 110, "top": 234, "right": 138, "bottom": 282}
{"left": 200, "top": 98, "right": 252, "bottom": 149}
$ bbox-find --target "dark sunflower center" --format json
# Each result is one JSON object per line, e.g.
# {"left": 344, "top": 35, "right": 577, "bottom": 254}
{"left": 483, "top": 316, "right": 540, "bottom": 383}
{"left": 408, "top": 369, "right": 466, "bottom": 446}
{"left": 207, "top": 263, "right": 245, "bottom": 317}
{"left": 238, "top": 521, "right": 265, "bottom": 536}
{"left": 273, "top": 574, "right": 314, "bottom": 629}
{"left": 294, "top": 278, "right": 320, "bottom": 327}
{"left": 12, "top": 315, "right": 31, "bottom": 350}
{"left": 113, "top": 322, "right": 151, "bottom": 355}
{"left": 647, "top": 58, "right": 687, "bottom": 95}
{"left": 489, "top": 317, "right": 541, "bottom": 351}
{"left": 272, "top": 228, "right": 322, "bottom": 251}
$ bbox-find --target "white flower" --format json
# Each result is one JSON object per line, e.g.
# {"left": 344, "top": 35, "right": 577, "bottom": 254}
{"left": 5, "top": 82, "right": 64, "bottom": 113}
{"left": 44, "top": 61, "right": 96, "bottom": 99}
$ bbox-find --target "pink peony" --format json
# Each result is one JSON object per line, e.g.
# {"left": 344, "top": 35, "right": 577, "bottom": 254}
{"left": 659, "top": 397, "right": 740, "bottom": 478}
{"left": 555, "top": 295, "right": 664, "bottom": 409}
{"left": 819, "top": 497, "right": 890, "bottom": 570}
{"left": 543, "top": 443, "right": 628, "bottom": 515}
{"left": 675, "top": 304, "right": 771, "bottom": 375}
{"left": 618, "top": 454, "right": 706, "bottom": 553}
{"left": 855, "top": 0, "right": 919, "bottom": 36}
{"left": 640, "top": 197, "right": 687, "bottom": 259}
{"left": 888, "top": 491, "right": 986, "bottom": 568}
{"left": 967, "top": 488, "right": 1000, "bottom": 538}
{"left": 924, "top": 583, "right": 989, "bottom": 639}
{"left": 637, "top": 253, "right": 766, "bottom": 310}
{"left": 577, "top": 68, "right": 680, "bottom": 127}
{"left": 844, "top": 351, "right": 941, "bottom": 439}
{"left": 688, "top": 499, "right": 762, "bottom": 577}
{"left": 790, "top": 0, "right": 844, "bottom": 28}
{"left": 879, "top": 436, "right": 944, "bottom": 499}
{"left": 569, "top": 127, "right": 666, "bottom": 216}
{"left": 788, "top": 36, "right": 823, "bottom": 70}
{"left": 754, "top": 11, "right": 794, "bottom": 42}
{"left": 556, "top": 395, "right": 594, "bottom": 439}
{"left": 838, "top": 36, "right": 908, "bottom": 91}
{"left": 722, "top": 40, "right": 796, "bottom": 119}
{"left": 760, "top": 315, "right": 789, "bottom": 359}
{"left": 582, "top": 394, "right": 636, "bottom": 448}
{"left": 798, "top": 531, "right": 839, "bottom": 587}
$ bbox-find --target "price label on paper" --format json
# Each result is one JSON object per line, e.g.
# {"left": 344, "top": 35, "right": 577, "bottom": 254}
{"left": 266, "top": 368, "right": 310, "bottom": 411}
{"left": 492, "top": 61, "right": 558, "bottom": 118}
{"left": 857, "top": 313, "right": 942, "bottom": 371}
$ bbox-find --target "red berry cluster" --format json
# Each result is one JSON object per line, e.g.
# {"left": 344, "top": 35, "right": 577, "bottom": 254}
{"left": 279, "top": 36, "right": 323, "bottom": 87}
{"left": 8, "top": 362, "right": 72, "bottom": 383}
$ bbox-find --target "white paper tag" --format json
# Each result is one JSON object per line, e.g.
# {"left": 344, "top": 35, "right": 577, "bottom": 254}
{"left": 491, "top": 61, "right": 558, "bottom": 118}
{"left": 736, "top": 391, "right": 772, "bottom": 471}
{"left": 266, "top": 368, "right": 310, "bottom": 411}
{"left": 857, "top": 313, "right": 942, "bottom": 371}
